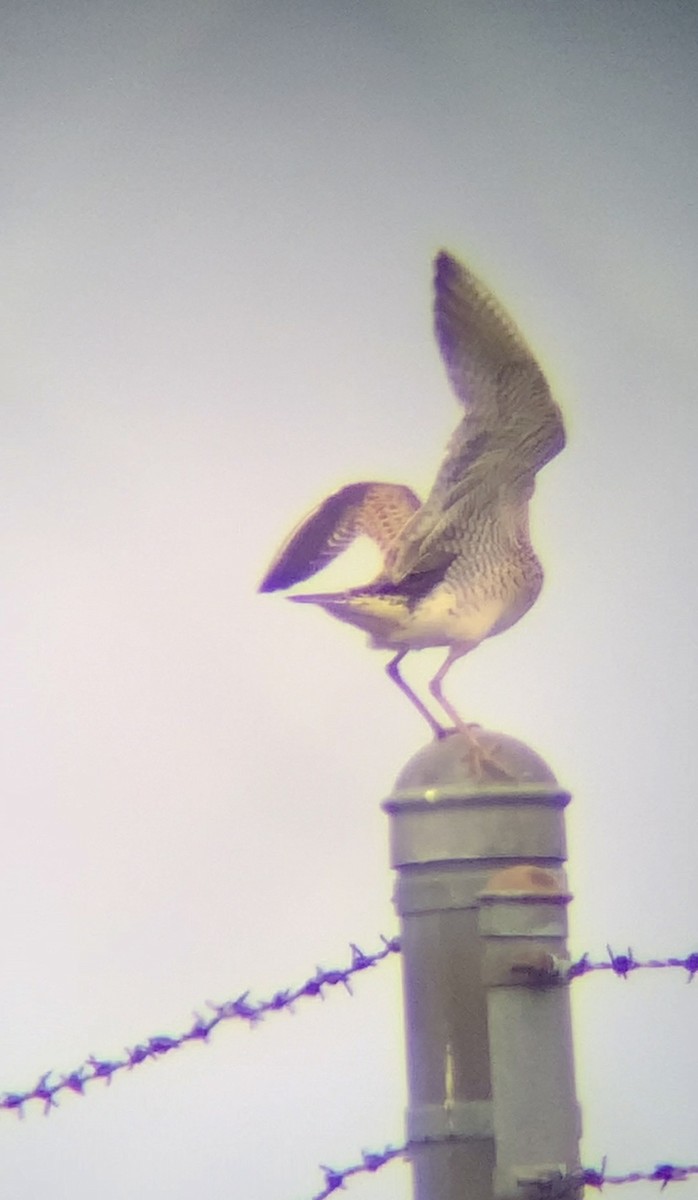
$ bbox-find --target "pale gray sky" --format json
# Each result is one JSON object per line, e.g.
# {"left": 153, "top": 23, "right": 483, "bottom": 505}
{"left": 3, "top": 2, "right": 698, "bottom": 1197}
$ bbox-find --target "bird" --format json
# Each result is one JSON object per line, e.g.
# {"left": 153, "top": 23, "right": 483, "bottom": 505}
{"left": 258, "top": 250, "right": 565, "bottom": 743}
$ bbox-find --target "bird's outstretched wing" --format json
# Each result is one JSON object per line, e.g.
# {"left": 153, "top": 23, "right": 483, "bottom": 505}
{"left": 386, "top": 252, "right": 565, "bottom": 583}
{"left": 258, "top": 481, "right": 421, "bottom": 592}
{"left": 432, "top": 250, "right": 565, "bottom": 479}
{"left": 434, "top": 251, "right": 537, "bottom": 406}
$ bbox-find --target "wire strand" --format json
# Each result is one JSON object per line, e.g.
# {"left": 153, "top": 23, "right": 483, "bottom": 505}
{"left": 3, "top": 940, "right": 697, "bottom": 1115}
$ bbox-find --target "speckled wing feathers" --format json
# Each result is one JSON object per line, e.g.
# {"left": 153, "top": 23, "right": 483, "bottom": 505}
{"left": 433, "top": 253, "right": 565, "bottom": 473}
{"left": 434, "top": 251, "right": 536, "bottom": 406}
{"left": 384, "top": 252, "right": 565, "bottom": 584}
{"left": 258, "top": 481, "right": 421, "bottom": 592}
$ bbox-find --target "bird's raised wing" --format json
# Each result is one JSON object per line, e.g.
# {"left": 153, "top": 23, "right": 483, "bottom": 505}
{"left": 258, "top": 481, "right": 421, "bottom": 592}
{"left": 434, "top": 251, "right": 536, "bottom": 403}
{"left": 433, "top": 251, "right": 565, "bottom": 474}
{"left": 386, "top": 252, "right": 565, "bottom": 583}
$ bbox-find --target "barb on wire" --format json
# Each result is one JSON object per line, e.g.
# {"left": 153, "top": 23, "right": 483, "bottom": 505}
{"left": 0, "top": 935, "right": 400, "bottom": 1117}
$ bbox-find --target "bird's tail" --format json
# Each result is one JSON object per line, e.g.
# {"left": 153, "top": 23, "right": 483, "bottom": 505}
{"left": 285, "top": 587, "right": 409, "bottom": 644}
{"left": 258, "top": 481, "right": 420, "bottom": 592}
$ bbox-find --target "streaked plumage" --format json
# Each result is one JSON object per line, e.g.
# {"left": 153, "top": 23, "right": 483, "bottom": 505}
{"left": 259, "top": 250, "right": 565, "bottom": 738}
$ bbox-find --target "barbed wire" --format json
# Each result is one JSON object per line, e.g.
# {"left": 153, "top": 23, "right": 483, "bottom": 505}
{"left": 0, "top": 935, "right": 400, "bottom": 1117}
{"left": 568, "top": 947, "right": 698, "bottom": 982}
{"left": 3, "top": 940, "right": 697, "bottom": 1116}
{"left": 581, "top": 1160, "right": 698, "bottom": 1188}
{"left": 303, "top": 947, "right": 698, "bottom": 1196}
{"left": 309, "top": 1143, "right": 405, "bottom": 1199}
{"left": 305, "top": 1144, "right": 698, "bottom": 1198}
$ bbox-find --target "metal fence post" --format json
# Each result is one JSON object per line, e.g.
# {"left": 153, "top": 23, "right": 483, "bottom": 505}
{"left": 382, "top": 728, "right": 574, "bottom": 1200}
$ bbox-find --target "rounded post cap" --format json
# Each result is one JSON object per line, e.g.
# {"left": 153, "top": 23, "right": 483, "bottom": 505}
{"left": 388, "top": 729, "right": 563, "bottom": 804}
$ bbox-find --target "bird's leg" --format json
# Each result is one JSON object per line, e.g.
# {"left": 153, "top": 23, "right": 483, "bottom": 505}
{"left": 386, "top": 651, "right": 451, "bottom": 739}
{"left": 428, "top": 650, "right": 523, "bottom": 781}
{"left": 428, "top": 646, "right": 516, "bottom": 781}
{"left": 428, "top": 646, "right": 474, "bottom": 729}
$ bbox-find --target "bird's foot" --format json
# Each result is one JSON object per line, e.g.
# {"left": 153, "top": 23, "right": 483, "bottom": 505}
{"left": 434, "top": 724, "right": 457, "bottom": 741}
{"left": 457, "top": 724, "right": 519, "bottom": 783}
{"left": 433, "top": 720, "right": 481, "bottom": 741}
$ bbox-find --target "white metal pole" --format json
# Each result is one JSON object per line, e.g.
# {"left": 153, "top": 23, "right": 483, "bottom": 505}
{"left": 383, "top": 727, "right": 573, "bottom": 1200}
